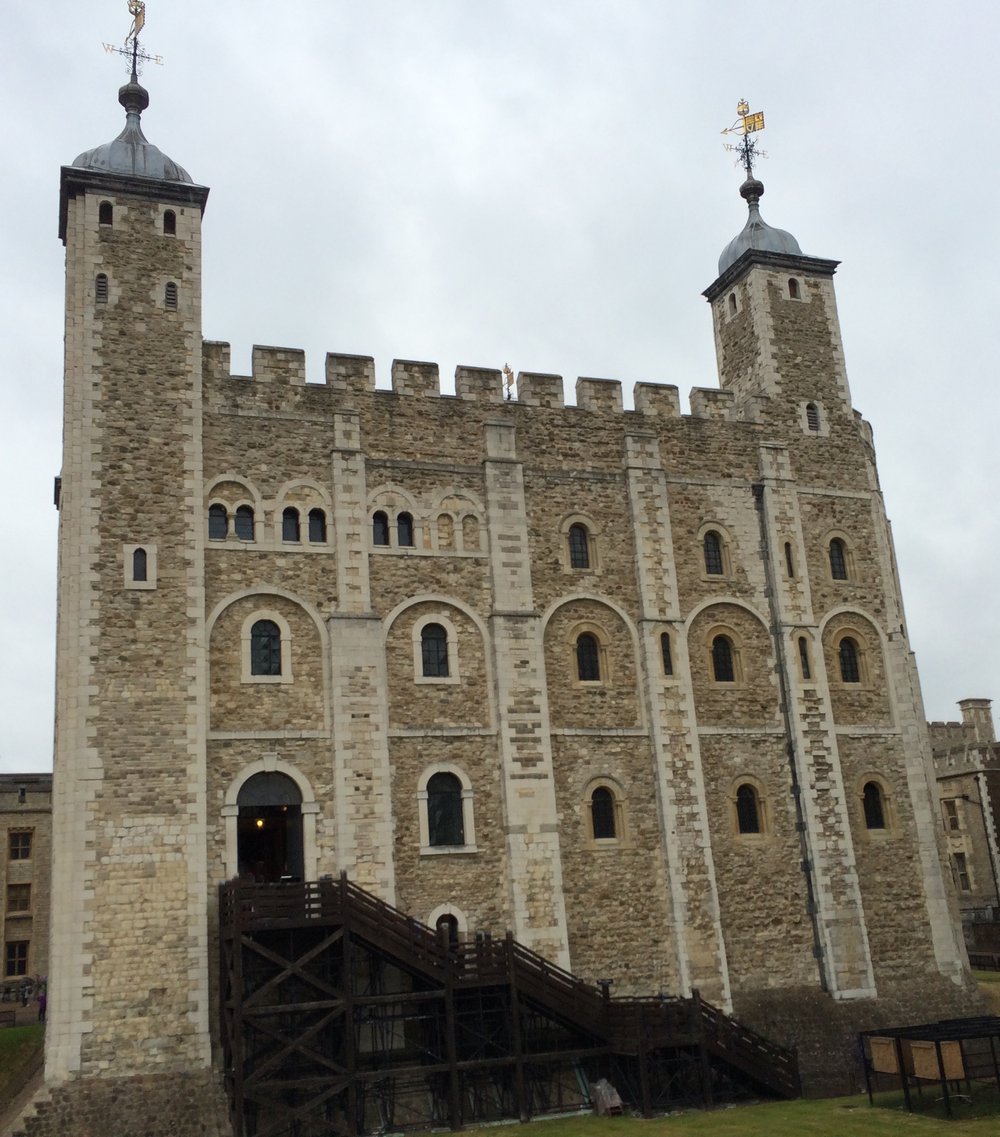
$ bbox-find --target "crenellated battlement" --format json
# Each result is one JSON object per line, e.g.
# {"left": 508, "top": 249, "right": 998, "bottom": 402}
{"left": 202, "top": 341, "right": 754, "bottom": 426}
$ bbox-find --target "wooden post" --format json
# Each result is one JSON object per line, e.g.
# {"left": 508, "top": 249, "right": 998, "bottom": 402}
{"left": 637, "top": 1001, "right": 652, "bottom": 1118}
{"left": 444, "top": 935, "right": 461, "bottom": 1130}
{"left": 692, "top": 988, "right": 713, "bottom": 1108}
{"left": 894, "top": 1037, "right": 911, "bottom": 1112}
{"left": 506, "top": 931, "right": 529, "bottom": 1122}
{"left": 341, "top": 874, "right": 359, "bottom": 1137}
{"left": 935, "top": 1040, "right": 952, "bottom": 1118}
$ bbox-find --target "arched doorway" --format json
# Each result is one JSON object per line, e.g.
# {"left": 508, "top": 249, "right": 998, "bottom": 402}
{"left": 237, "top": 772, "right": 304, "bottom": 882}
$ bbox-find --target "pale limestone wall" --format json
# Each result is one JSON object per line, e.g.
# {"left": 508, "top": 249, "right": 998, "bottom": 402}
{"left": 0, "top": 776, "right": 52, "bottom": 984}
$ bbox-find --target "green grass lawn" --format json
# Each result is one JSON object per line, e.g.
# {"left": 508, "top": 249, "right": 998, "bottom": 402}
{"left": 972, "top": 969, "right": 1000, "bottom": 1015}
{"left": 0, "top": 1025, "right": 44, "bottom": 1107}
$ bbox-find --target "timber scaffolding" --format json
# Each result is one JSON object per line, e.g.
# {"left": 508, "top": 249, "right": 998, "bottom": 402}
{"left": 219, "top": 876, "right": 799, "bottom": 1137}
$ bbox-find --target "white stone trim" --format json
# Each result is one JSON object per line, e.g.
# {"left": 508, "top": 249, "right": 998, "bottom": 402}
{"left": 123, "top": 543, "right": 157, "bottom": 590}
{"left": 240, "top": 609, "right": 293, "bottom": 685}
{"left": 412, "top": 612, "right": 461, "bottom": 684}
{"left": 417, "top": 763, "right": 477, "bottom": 854}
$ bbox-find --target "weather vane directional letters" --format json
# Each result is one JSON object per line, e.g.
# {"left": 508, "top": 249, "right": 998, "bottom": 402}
{"left": 721, "top": 99, "right": 767, "bottom": 179}
{"left": 102, "top": 1, "right": 163, "bottom": 76}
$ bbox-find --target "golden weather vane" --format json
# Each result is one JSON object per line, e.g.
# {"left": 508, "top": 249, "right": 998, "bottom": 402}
{"left": 102, "top": 0, "right": 163, "bottom": 76}
{"left": 502, "top": 363, "right": 515, "bottom": 402}
{"left": 721, "top": 99, "right": 767, "bottom": 179}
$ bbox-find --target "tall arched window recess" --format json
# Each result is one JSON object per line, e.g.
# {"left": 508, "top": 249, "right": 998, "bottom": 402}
{"left": 426, "top": 771, "right": 465, "bottom": 847}
{"left": 703, "top": 530, "right": 725, "bottom": 576}
{"left": 282, "top": 507, "right": 300, "bottom": 542}
{"left": 98, "top": 201, "right": 113, "bottom": 226}
{"left": 163, "top": 210, "right": 176, "bottom": 236}
{"left": 829, "top": 537, "right": 848, "bottom": 580}
{"left": 590, "top": 786, "right": 616, "bottom": 840}
{"left": 798, "top": 636, "right": 812, "bottom": 680}
{"left": 735, "top": 783, "right": 762, "bottom": 834}
{"left": 397, "top": 512, "right": 415, "bottom": 547}
{"left": 576, "top": 632, "right": 601, "bottom": 682}
{"left": 788, "top": 277, "right": 800, "bottom": 300}
{"left": 132, "top": 547, "right": 148, "bottom": 582}
{"left": 372, "top": 510, "right": 389, "bottom": 546}
{"left": 862, "top": 781, "right": 887, "bottom": 831}
{"left": 806, "top": 402, "right": 821, "bottom": 432}
{"left": 234, "top": 505, "right": 255, "bottom": 541}
{"left": 711, "top": 634, "right": 736, "bottom": 683}
{"left": 250, "top": 619, "right": 282, "bottom": 676}
{"left": 164, "top": 281, "right": 178, "bottom": 309}
{"left": 308, "top": 508, "right": 327, "bottom": 543}
{"left": 208, "top": 503, "right": 228, "bottom": 540}
{"left": 838, "top": 636, "right": 861, "bottom": 683}
{"left": 568, "top": 523, "right": 590, "bottom": 569}
{"left": 95, "top": 273, "right": 109, "bottom": 304}
{"left": 420, "top": 622, "right": 449, "bottom": 678}
{"left": 660, "top": 632, "right": 673, "bottom": 676}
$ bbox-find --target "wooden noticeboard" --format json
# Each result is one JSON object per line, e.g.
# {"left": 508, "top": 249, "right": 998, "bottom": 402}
{"left": 909, "top": 1040, "right": 965, "bottom": 1081}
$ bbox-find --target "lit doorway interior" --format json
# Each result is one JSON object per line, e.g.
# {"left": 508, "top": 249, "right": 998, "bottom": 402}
{"left": 237, "top": 772, "right": 304, "bottom": 882}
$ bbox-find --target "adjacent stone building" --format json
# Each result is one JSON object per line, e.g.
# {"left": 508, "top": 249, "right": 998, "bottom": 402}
{"left": 1, "top": 774, "right": 52, "bottom": 991}
{"left": 32, "top": 64, "right": 984, "bottom": 1136}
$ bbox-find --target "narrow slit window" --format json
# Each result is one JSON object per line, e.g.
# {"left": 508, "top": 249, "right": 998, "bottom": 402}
{"left": 131, "top": 547, "right": 148, "bottom": 582}
{"left": 728, "top": 293, "right": 737, "bottom": 315}
{"left": 568, "top": 524, "right": 590, "bottom": 569}
{"left": 282, "top": 507, "right": 300, "bottom": 542}
{"left": 98, "top": 201, "right": 113, "bottom": 226}
{"left": 703, "top": 531, "right": 724, "bottom": 575}
{"left": 308, "top": 508, "right": 327, "bottom": 543}
{"left": 397, "top": 512, "right": 415, "bottom": 547}
{"left": 576, "top": 633, "right": 601, "bottom": 682}
{"left": 806, "top": 402, "right": 821, "bottom": 432}
{"left": 165, "top": 281, "right": 178, "bottom": 309}
{"left": 798, "top": 637, "right": 811, "bottom": 680}
{"left": 839, "top": 637, "right": 860, "bottom": 683}
{"left": 234, "top": 505, "right": 255, "bottom": 541}
{"left": 712, "top": 635, "right": 735, "bottom": 682}
{"left": 736, "top": 783, "right": 761, "bottom": 834}
{"left": 784, "top": 542, "right": 794, "bottom": 578}
{"left": 862, "top": 781, "right": 886, "bottom": 830}
{"left": 163, "top": 210, "right": 176, "bottom": 235}
{"left": 250, "top": 620, "right": 281, "bottom": 677}
{"left": 660, "top": 632, "right": 673, "bottom": 676}
{"left": 95, "top": 273, "right": 109, "bottom": 304}
{"left": 372, "top": 511, "right": 389, "bottom": 546}
{"left": 788, "top": 277, "right": 800, "bottom": 299}
{"left": 421, "top": 623, "right": 449, "bottom": 678}
{"left": 208, "top": 504, "right": 228, "bottom": 540}
{"left": 591, "top": 787, "right": 617, "bottom": 840}
{"left": 829, "top": 538, "right": 848, "bottom": 580}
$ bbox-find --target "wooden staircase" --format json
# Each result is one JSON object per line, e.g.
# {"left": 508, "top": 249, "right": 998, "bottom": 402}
{"left": 219, "top": 876, "right": 798, "bottom": 1134}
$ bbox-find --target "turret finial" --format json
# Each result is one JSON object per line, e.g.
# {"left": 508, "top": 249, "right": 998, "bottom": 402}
{"left": 721, "top": 99, "right": 767, "bottom": 181}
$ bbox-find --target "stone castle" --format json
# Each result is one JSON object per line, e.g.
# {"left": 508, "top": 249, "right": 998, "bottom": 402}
{"left": 23, "top": 56, "right": 986, "bottom": 1137}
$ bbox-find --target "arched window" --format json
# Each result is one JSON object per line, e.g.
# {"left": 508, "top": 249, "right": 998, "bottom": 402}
{"left": 234, "top": 505, "right": 255, "bottom": 541}
{"left": 131, "top": 547, "right": 148, "bottom": 582}
{"left": 788, "top": 277, "right": 800, "bottom": 300}
{"left": 427, "top": 772, "right": 464, "bottom": 846}
{"left": 703, "top": 530, "right": 724, "bottom": 575}
{"left": 784, "top": 542, "right": 794, "bottom": 578}
{"left": 590, "top": 786, "right": 617, "bottom": 840}
{"left": 798, "top": 636, "right": 812, "bottom": 680}
{"left": 250, "top": 619, "right": 281, "bottom": 677}
{"left": 568, "top": 523, "right": 590, "bottom": 569}
{"left": 95, "top": 273, "right": 109, "bottom": 304}
{"left": 372, "top": 510, "right": 389, "bottom": 546}
{"left": 660, "top": 632, "right": 673, "bottom": 676}
{"left": 711, "top": 635, "right": 735, "bottom": 683}
{"left": 728, "top": 292, "right": 737, "bottom": 316}
{"left": 806, "top": 402, "right": 821, "bottom": 432}
{"left": 236, "top": 771, "right": 304, "bottom": 882}
{"left": 165, "top": 281, "right": 178, "bottom": 309}
{"left": 163, "top": 210, "right": 176, "bottom": 236}
{"left": 436, "top": 912, "right": 460, "bottom": 948}
{"left": 862, "top": 781, "right": 886, "bottom": 830}
{"left": 282, "top": 507, "right": 300, "bottom": 542}
{"left": 98, "top": 201, "right": 113, "bottom": 226}
{"left": 421, "top": 623, "right": 449, "bottom": 678}
{"left": 838, "top": 637, "right": 861, "bottom": 683}
{"left": 208, "top": 504, "right": 228, "bottom": 540}
{"left": 576, "top": 633, "right": 600, "bottom": 681}
{"left": 308, "top": 508, "right": 326, "bottom": 543}
{"left": 829, "top": 538, "right": 848, "bottom": 580}
{"left": 735, "top": 783, "right": 761, "bottom": 834}
{"left": 397, "top": 512, "right": 414, "bottom": 547}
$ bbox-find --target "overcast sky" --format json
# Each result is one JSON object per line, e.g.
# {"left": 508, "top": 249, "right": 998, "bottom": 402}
{"left": 2, "top": 1, "right": 998, "bottom": 773}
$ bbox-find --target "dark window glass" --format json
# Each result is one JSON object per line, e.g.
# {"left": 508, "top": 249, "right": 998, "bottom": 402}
{"left": 250, "top": 619, "right": 281, "bottom": 676}
{"left": 95, "top": 273, "right": 109, "bottom": 304}
{"left": 806, "top": 402, "right": 820, "bottom": 432}
{"left": 4, "top": 941, "right": 28, "bottom": 977}
{"left": 6, "top": 884, "right": 30, "bottom": 912}
{"left": 163, "top": 210, "right": 176, "bottom": 235}
{"left": 98, "top": 201, "right": 113, "bottom": 226}
{"left": 208, "top": 504, "right": 228, "bottom": 540}
{"left": 372, "top": 511, "right": 389, "bottom": 546}
{"left": 398, "top": 511, "right": 414, "bottom": 547}
{"left": 712, "top": 636, "right": 735, "bottom": 682}
{"left": 954, "top": 852, "right": 971, "bottom": 891}
{"left": 282, "top": 507, "right": 300, "bottom": 542}
{"left": 308, "top": 508, "right": 327, "bottom": 543}
{"left": 736, "top": 784, "right": 761, "bottom": 834}
{"left": 235, "top": 505, "right": 254, "bottom": 541}
{"left": 829, "top": 538, "right": 848, "bottom": 580}
{"left": 660, "top": 632, "right": 673, "bottom": 676}
{"left": 576, "top": 633, "right": 600, "bottom": 681}
{"left": 591, "top": 786, "right": 616, "bottom": 839}
{"left": 436, "top": 913, "right": 460, "bottom": 947}
{"left": 568, "top": 524, "right": 590, "bottom": 569}
{"left": 798, "top": 637, "right": 811, "bottom": 680}
{"left": 132, "top": 547, "right": 147, "bottom": 582}
{"left": 427, "top": 772, "right": 464, "bottom": 846}
{"left": 784, "top": 542, "right": 794, "bottom": 577}
{"left": 788, "top": 277, "right": 800, "bottom": 300}
{"left": 8, "top": 832, "right": 32, "bottom": 861}
{"left": 421, "top": 623, "right": 449, "bottom": 678}
{"left": 839, "top": 637, "right": 860, "bottom": 683}
{"left": 704, "top": 531, "right": 724, "bottom": 575}
{"left": 862, "top": 781, "right": 886, "bottom": 830}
